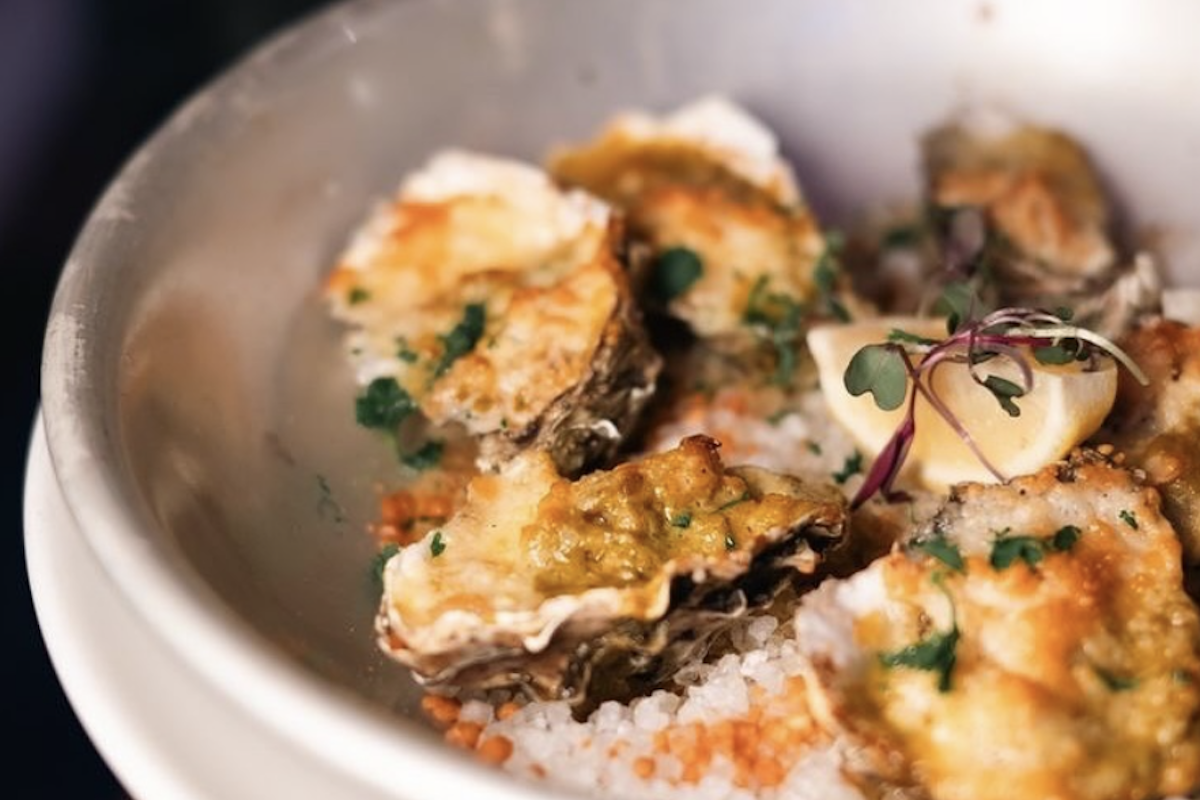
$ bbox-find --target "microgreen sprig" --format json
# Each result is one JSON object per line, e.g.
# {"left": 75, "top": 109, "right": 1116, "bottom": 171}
{"left": 845, "top": 299, "right": 1147, "bottom": 509}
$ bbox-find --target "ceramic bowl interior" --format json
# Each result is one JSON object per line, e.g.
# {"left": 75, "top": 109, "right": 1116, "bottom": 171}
{"left": 41, "top": 0, "right": 1200, "bottom": 795}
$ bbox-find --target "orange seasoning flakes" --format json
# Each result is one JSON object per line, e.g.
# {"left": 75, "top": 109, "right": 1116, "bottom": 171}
{"left": 419, "top": 693, "right": 462, "bottom": 728}
{"left": 476, "top": 735, "right": 514, "bottom": 766}
{"left": 444, "top": 720, "right": 483, "bottom": 750}
{"left": 647, "top": 676, "right": 824, "bottom": 790}
{"left": 377, "top": 488, "right": 456, "bottom": 545}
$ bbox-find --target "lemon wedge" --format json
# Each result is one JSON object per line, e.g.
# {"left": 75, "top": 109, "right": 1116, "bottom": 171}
{"left": 807, "top": 316, "right": 1118, "bottom": 491}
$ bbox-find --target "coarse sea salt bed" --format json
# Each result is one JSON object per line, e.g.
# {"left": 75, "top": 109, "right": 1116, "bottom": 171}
{"left": 418, "top": 387, "right": 941, "bottom": 798}
{"left": 462, "top": 613, "right": 869, "bottom": 800}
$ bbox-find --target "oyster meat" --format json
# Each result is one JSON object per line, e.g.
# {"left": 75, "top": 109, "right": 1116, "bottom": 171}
{"left": 377, "top": 435, "right": 846, "bottom": 708}
{"left": 549, "top": 97, "right": 841, "bottom": 368}
{"left": 324, "top": 150, "right": 662, "bottom": 475}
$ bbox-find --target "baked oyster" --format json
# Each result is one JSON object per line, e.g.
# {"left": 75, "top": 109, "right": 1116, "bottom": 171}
{"left": 549, "top": 97, "right": 847, "bottom": 382}
{"left": 922, "top": 119, "right": 1161, "bottom": 335}
{"left": 324, "top": 150, "right": 661, "bottom": 476}
{"left": 376, "top": 435, "right": 846, "bottom": 709}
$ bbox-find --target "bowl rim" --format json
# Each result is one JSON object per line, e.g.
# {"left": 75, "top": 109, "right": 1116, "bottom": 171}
{"left": 38, "top": 1, "right": 578, "bottom": 796}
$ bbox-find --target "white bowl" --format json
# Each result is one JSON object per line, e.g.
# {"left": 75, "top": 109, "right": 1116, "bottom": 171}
{"left": 37, "top": 0, "right": 1200, "bottom": 796}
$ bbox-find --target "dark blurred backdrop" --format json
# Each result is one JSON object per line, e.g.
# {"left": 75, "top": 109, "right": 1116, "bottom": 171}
{"left": 5, "top": 1, "right": 327, "bottom": 795}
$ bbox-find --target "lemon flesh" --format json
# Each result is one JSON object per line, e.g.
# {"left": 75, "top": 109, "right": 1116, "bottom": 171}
{"left": 807, "top": 317, "right": 1118, "bottom": 492}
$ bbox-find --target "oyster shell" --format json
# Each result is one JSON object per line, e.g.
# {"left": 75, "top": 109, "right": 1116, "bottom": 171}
{"left": 324, "top": 150, "right": 661, "bottom": 476}
{"left": 922, "top": 118, "right": 1162, "bottom": 336}
{"left": 548, "top": 97, "right": 842, "bottom": 371}
{"left": 376, "top": 435, "right": 846, "bottom": 709}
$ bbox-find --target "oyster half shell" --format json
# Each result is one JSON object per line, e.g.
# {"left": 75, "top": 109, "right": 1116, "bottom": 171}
{"left": 922, "top": 119, "right": 1162, "bottom": 336}
{"left": 324, "top": 150, "right": 661, "bottom": 476}
{"left": 377, "top": 435, "right": 846, "bottom": 708}
{"left": 549, "top": 97, "right": 839, "bottom": 363}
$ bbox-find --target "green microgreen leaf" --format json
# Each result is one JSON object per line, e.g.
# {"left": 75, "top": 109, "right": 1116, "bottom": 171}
{"left": 832, "top": 451, "right": 863, "bottom": 485}
{"left": 982, "top": 374, "right": 1025, "bottom": 417}
{"left": 401, "top": 440, "right": 444, "bottom": 471}
{"left": 1119, "top": 510, "right": 1139, "bottom": 529}
{"left": 652, "top": 247, "right": 704, "bottom": 301}
{"left": 887, "top": 329, "right": 940, "bottom": 347}
{"left": 844, "top": 345, "right": 909, "bottom": 411}
{"left": 1032, "top": 343, "right": 1076, "bottom": 365}
{"left": 434, "top": 303, "right": 486, "bottom": 377}
{"left": 934, "top": 281, "right": 978, "bottom": 334}
{"left": 348, "top": 286, "right": 371, "bottom": 305}
{"left": 430, "top": 531, "right": 446, "bottom": 557}
{"left": 355, "top": 377, "right": 417, "bottom": 431}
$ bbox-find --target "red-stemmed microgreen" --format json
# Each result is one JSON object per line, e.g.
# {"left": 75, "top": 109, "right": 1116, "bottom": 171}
{"left": 844, "top": 291, "right": 1148, "bottom": 509}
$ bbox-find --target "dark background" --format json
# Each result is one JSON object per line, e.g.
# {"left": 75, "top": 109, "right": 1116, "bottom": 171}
{"left": 6, "top": 1, "right": 326, "bottom": 795}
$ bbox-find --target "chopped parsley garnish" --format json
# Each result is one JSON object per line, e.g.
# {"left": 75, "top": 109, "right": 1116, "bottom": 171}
{"left": 766, "top": 408, "right": 791, "bottom": 425}
{"left": 348, "top": 286, "right": 371, "bottom": 305}
{"left": 401, "top": 440, "right": 444, "bottom": 471}
{"left": 430, "top": 531, "right": 446, "bottom": 557}
{"left": 912, "top": 536, "right": 965, "bottom": 573}
{"left": 1095, "top": 666, "right": 1138, "bottom": 692}
{"left": 371, "top": 542, "right": 401, "bottom": 588}
{"left": 395, "top": 337, "right": 419, "bottom": 363}
{"left": 717, "top": 491, "right": 752, "bottom": 512}
{"left": 990, "top": 525, "right": 1081, "bottom": 570}
{"left": 1051, "top": 525, "right": 1082, "bottom": 551}
{"left": 651, "top": 247, "right": 704, "bottom": 301}
{"left": 743, "top": 275, "right": 804, "bottom": 386}
{"left": 880, "top": 626, "right": 960, "bottom": 693}
{"left": 879, "top": 573, "right": 960, "bottom": 692}
{"left": 356, "top": 377, "right": 416, "bottom": 430}
{"left": 832, "top": 451, "right": 863, "bottom": 485}
{"left": 434, "top": 303, "right": 486, "bottom": 377}
{"left": 806, "top": 441, "right": 822, "bottom": 455}
{"left": 813, "top": 231, "right": 851, "bottom": 322}
{"left": 724, "top": 532, "right": 737, "bottom": 550}
{"left": 670, "top": 513, "right": 693, "bottom": 529}
{"left": 989, "top": 533, "right": 1045, "bottom": 570}
{"left": 1119, "top": 509, "right": 1139, "bottom": 530}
